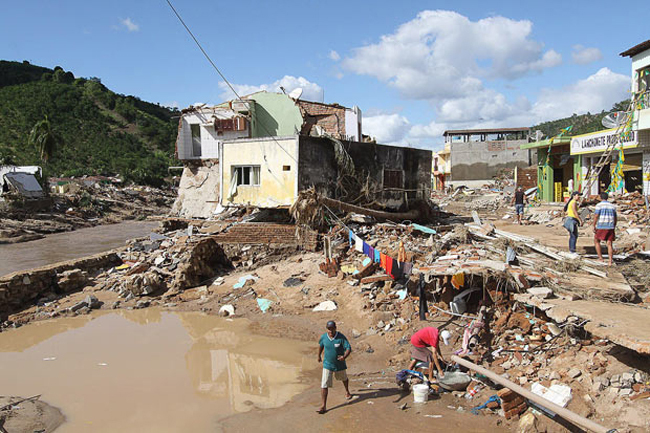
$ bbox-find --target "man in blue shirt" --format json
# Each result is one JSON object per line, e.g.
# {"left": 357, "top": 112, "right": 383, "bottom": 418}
{"left": 317, "top": 320, "right": 352, "bottom": 414}
{"left": 593, "top": 192, "right": 617, "bottom": 266}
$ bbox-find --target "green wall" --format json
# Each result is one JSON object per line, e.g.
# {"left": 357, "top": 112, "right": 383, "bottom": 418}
{"left": 249, "top": 92, "right": 303, "bottom": 138}
{"left": 537, "top": 148, "right": 582, "bottom": 202}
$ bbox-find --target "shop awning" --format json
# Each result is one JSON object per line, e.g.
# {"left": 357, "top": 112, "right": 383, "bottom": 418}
{"left": 520, "top": 136, "right": 572, "bottom": 150}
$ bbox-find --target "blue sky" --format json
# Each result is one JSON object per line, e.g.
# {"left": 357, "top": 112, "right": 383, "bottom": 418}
{"left": 1, "top": 0, "right": 647, "bottom": 149}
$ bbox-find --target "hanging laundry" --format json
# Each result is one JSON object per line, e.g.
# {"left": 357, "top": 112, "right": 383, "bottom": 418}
{"left": 380, "top": 253, "right": 388, "bottom": 271}
{"left": 385, "top": 256, "right": 394, "bottom": 278}
{"left": 392, "top": 260, "right": 404, "bottom": 280}
{"left": 355, "top": 235, "right": 363, "bottom": 253}
{"left": 374, "top": 249, "right": 381, "bottom": 263}
{"left": 348, "top": 230, "right": 355, "bottom": 247}
{"left": 362, "top": 241, "right": 371, "bottom": 256}
{"left": 368, "top": 245, "right": 375, "bottom": 261}
{"left": 402, "top": 262, "right": 413, "bottom": 277}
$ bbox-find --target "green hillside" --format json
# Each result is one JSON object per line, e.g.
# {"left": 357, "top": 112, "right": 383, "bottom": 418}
{"left": 531, "top": 99, "right": 629, "bottom": 139}
{"left": 0, "top": 60, "right": 179, "bottom": 186}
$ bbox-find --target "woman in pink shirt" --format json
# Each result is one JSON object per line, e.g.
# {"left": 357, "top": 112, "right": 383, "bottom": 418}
{"left": 407, "top": 327, "right": 451, "bottom": 381}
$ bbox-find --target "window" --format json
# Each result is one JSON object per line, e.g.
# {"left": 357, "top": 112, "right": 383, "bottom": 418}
{"left": 637, "top": 66, "right": 650, "bottom": 93}
{"left": 282, "top": 165, "right": 291, "bottom": 171}
{"left": 383, "top": 169, "right": 403, "bottom": 188}
{"left": 190, "top": 124, "right": 201, "bottom": 157}
{"left": 233, "top": 165, "right": 261, "bottom": 186}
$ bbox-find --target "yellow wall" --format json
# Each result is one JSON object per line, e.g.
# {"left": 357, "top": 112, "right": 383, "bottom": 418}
{"left": 222, "top": 136, "right": 298, "bottom": 207}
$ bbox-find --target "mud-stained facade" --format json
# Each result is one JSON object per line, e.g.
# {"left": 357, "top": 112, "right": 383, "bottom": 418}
{"left": 221, "top": 136, "right": 299, "bottom": 208}
{"left": 298, "top": 136, "right": 431, "bottom": 210}
{"left": 444, "top": 127, "right": 534, "bottom": 186}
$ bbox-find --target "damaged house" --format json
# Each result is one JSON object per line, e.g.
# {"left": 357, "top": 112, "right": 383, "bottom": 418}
{"left": 444, "top": 127, "right": 535, "bottom": 188}
{"left": 172, "top": 91, "right": 431, "bottom": 218}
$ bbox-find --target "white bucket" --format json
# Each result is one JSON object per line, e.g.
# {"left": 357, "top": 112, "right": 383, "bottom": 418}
{"left": 413, "top": 384, "right": 429, "bottom": 403}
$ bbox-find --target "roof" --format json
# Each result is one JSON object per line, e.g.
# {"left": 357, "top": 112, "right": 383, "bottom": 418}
{"left": 520, "top": 136, "right": 571, "bottom": 150}
{"left": 620, "top": 39, "right": 650, "bottom": 58}
{"left": 443, "top": 127, "right": 530, "bottom": 136}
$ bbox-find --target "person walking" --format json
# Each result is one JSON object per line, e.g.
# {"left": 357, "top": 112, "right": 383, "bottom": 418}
{"left": 317, "top": 321, "right": 352, "bottom": 414}
{"left": 407, "top": 327, "right": 451, "bottom": 382}
{"left": 593, "top": 192, "right": 617, "bottom": 266}
{"left": 510, "top": 186, "right": 527, "bottom": 225}
{"left": 563, "top": 191, "right": 583, "bottom": 254}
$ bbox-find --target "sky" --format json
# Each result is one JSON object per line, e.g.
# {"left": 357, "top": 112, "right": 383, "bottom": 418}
{"left": 1, "top": 0, "right": 647, "bottom": 150}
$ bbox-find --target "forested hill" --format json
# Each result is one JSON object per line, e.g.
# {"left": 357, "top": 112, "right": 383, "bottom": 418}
{"left": 0, "top": 60, "right": 179, "bottom": 186}
{"left": 531, "top": 99, "right": 629, "bottom": 139}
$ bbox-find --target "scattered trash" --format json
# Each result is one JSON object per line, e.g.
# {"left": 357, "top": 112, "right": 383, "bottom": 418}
{"left": 256, "top": 298, "right": 272, "bottom": 313}
{"left": 234, "top": 275, "right": 258, "bottom": 289}
{"left": 312, "top": 300, "right": 337, "bottom": 312}
{"left": 218, "top": 304, "right": 236, "bottom": 317}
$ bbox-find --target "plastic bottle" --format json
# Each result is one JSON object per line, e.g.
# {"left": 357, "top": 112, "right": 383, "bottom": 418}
{"left": 464, "top": 388, "right": 478, "bottom": 399}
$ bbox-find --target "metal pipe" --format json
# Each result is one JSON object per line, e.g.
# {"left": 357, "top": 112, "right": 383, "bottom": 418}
{"left": 450, "top": 355, "right": 614, "bottom": 433}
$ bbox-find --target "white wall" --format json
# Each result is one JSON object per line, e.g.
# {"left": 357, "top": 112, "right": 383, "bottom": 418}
{"left": 177, "top": 109, "right": 249, "bottom": 160}
{"left": 221, "top": 136, "right": 299, "bottom": 207}
{"left": 344, "top": 106, "right": 362, "bottom": 141}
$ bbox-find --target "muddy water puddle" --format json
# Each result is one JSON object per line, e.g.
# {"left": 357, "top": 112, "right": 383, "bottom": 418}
{"left": 0, "top": 309, "right": 317, "bottom": 432}
{"left": 0, "top": 220, "right": 159, "bottom": 276}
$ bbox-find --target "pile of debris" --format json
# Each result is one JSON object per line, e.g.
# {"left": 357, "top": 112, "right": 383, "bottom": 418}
{"left": 307, "top": 209, "right": 650, "bottom": 430}
{"left": 0, "top": 181, "right": 176, "bottom": 244}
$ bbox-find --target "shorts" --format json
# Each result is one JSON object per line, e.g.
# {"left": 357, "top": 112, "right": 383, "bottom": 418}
{"left": 321, "top": 368, "right": 348, "bottom": 388}
{"left": 515, "top": 204, "right": 524, "bottom": 215}
{"left": 595, "top": 229, "right": 615, "bottom": 242}
{"left": 410, "top": 345, "right": 433, "bottom": 364}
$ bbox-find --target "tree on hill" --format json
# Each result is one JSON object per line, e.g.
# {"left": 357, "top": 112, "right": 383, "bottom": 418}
{"left": 28, "top": 115, "right": 62, "bottom": 164}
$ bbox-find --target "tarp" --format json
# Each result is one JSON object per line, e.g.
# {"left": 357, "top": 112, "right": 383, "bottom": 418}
{"left": 3, "top": 172, "right": 45, "bottom": 198}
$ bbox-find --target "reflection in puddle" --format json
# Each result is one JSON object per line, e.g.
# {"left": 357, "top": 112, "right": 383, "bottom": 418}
{"left": 0, "top": 310, "right": 316, "bottom": 432}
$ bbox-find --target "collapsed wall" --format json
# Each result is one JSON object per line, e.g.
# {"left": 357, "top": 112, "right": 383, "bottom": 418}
{"left": 0, "top": 251, "right": 121, "bottom": 320}
{"left": 171, "top": 160, "right": 220, "bottom": 219}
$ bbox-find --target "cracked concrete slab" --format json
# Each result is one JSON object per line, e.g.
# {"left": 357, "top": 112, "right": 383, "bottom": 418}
{"left": 515, "top": 293, "right": 650, "bottom": 355}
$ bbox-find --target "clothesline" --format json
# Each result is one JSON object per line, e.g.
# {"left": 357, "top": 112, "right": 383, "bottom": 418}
{"left": 347, "top": 229, "right": 412, "bottom": 280}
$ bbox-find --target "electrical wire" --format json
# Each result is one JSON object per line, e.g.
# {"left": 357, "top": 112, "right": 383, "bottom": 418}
{"left": 165, "top": 0, "right": 298, "bottom": 164}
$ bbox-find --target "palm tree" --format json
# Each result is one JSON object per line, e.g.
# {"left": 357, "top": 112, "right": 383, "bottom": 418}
{"left": 28, "top": 115, "right": 61, "bottom": 164}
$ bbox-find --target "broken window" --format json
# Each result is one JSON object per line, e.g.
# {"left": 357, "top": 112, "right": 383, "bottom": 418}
{"left": 190, "top": 124, "right": 202, "bottom": 157}
{"left": 233, "top": 166, "right": 261, "bottom": 186}
{"left": 383, "top": 169, "right": 403, "bottom": 189}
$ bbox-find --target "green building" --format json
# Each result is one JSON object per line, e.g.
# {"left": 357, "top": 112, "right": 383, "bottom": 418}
{"left": 521, "top": 137, "right": 581, "bottom": 202}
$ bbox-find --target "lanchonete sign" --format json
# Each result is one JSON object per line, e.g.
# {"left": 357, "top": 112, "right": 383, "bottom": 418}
{"left": 570, "top": 128, "right": 638, "bottom": 155}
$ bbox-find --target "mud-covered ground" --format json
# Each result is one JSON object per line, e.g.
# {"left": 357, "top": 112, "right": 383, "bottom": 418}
{"left": 0, "top": 184, "right": 175, "bottom": 244}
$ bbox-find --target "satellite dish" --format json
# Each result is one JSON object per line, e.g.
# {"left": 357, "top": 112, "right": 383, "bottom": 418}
{"left": 289, "top": 87, "right": 303, "bottom": 100}
{"left": 602, "top": 111, "right": 628, "bottom": 129}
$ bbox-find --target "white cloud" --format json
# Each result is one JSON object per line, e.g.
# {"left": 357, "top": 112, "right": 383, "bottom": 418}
{"left": 571, "top": 45, "right": 603, "bottom": 65}
{"left": 218, "top": 75, "right": 323, "bottom": 102}
{"left": 391, "top": 68, "right": 630, "bottom": 150}
{"left": 343, "top": 10, "right": 561, "bottom": 100}
{"left": 363, "top": 113, "right": 411, "bottom": 144}
{"left": 328, "top": 50, "right": 341, "bottom": 61}
{"left": 120, "top": 17, "right": 140, "bottom": 32}
{"left": 532, "top": 67, "right": 628, "bottom": 119}
{"left": 340, "top": 11, "right": 627, "bottom": 150}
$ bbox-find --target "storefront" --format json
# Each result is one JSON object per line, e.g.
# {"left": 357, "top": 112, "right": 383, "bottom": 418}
{"left": 570, "top": 128, "right": 646, "bottom": 196}
{"left": 521, "top": 137, "right": 580, "bottom": 202}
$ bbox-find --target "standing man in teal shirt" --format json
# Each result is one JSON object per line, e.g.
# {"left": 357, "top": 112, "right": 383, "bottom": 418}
{"left": 317, "top": 320, "right": 352, "bottom": 414}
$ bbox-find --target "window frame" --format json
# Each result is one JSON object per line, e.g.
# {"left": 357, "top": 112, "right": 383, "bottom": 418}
{"left": 383, "top": 169, "right": 404, "bottom": 189}
{"left": 190, "top": 123, "right": 202, "bottom": 157}
{"left": 232, "top": 165, "right": 261, "bottom": 187}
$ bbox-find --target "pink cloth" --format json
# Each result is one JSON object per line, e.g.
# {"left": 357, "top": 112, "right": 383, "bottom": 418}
{"left": 410, "top": 327, "right": 439, "bottom": 349}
